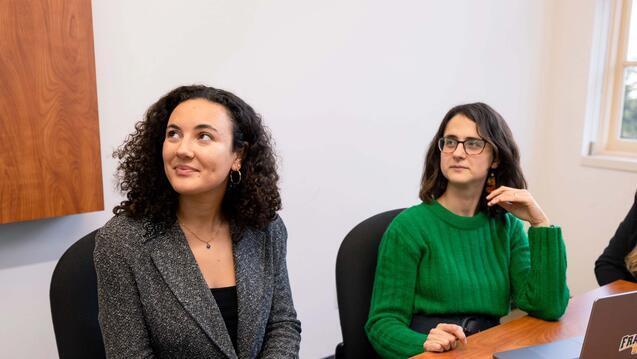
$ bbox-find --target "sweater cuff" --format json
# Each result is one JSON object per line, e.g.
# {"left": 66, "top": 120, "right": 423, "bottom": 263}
{"left": 527, "top": 225, "right": 566, "bottom": 270}
{"left": 528, "top": 225, "right": 561, "bottom": 241}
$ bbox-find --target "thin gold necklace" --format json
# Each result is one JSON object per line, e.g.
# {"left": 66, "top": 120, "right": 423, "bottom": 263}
{"left": 178, "top": 219, "right": 221, "bottom": 250}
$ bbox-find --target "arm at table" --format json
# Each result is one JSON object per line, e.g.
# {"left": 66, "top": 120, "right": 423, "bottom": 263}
{"left": 510, "top": 221, "right": 569, "bottom": 320}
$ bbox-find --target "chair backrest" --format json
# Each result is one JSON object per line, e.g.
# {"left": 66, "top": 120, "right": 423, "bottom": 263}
{"left": 335, "top": 208, "right": 404, "bottom": 359}
{"left": 50, "top": 230, "right": 106, "bottom": 359}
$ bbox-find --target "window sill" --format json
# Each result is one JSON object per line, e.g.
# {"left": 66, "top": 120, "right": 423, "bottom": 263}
{"left": 581, "top": 154, "right": 637, "bottom": 172}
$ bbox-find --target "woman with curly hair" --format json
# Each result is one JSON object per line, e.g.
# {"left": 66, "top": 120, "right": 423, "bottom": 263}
{"left": 365, "top": 103, "right": 569, "bottom": 358}
{"left": 94, "top": 85, "right": 301, "bottom": 359}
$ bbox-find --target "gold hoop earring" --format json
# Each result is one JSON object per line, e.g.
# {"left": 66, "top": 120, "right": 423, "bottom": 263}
{"left": 230, "top": 169, "right": 242, "bottom": 185}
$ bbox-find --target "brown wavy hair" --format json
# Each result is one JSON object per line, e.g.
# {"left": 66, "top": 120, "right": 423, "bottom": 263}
{"left": 419, "top": 102, "right": 527, "bottom": 217}
{"left": 113, "top": 85, "right": 281, "bottom": 233}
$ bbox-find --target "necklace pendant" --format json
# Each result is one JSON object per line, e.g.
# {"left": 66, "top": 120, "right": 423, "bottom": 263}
{"left": 206, "top": 243, "right": 211, "bottom": 249}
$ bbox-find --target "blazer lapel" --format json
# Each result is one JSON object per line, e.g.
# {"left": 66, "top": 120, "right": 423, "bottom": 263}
{"left": 150, "top": 224, "right": 236, "bottom": 359}
{"left": 234, "top": 228, "right": 268, "bottom": 359}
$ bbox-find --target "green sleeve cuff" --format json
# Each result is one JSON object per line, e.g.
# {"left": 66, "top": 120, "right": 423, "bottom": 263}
{"left": 528, "top": 225, "right": 561, "bottom": 241}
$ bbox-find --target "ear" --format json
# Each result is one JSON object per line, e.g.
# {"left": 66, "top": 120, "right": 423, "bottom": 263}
{"left": 232, "top": 158, "right": 241, "bottom": 171}
{"left": 232, "top": 148, "right": 245, "bottom": 171}
{"left": 490, "top": 158, "right": 499, "bottom": 169}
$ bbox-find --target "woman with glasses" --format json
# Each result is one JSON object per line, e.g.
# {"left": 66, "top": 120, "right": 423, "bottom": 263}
{"left": 365, "top": 103, "right": 568, "bottom": 358}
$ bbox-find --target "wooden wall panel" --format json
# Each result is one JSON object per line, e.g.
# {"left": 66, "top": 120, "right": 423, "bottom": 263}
{"left": 0, "top": 0, "right": 103, "bottom": 224}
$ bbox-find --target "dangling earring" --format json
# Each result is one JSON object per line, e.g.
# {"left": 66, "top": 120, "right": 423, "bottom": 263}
{"left": 230, "top": 169, "right": 242, "bottom": 186}
{"left": 485, "top": 171, "right": 496, "bottom": 193}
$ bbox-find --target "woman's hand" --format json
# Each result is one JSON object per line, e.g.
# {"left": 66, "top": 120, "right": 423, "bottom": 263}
{"left": 486, "top": 186, "right": 550, "bottom": 227}
{"left": 423, "top": 323, "right": 467, "bottom": 352}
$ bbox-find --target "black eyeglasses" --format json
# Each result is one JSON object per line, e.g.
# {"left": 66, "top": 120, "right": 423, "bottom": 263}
{"left": 438, "top": 137, "right": 487, "bottom": 155}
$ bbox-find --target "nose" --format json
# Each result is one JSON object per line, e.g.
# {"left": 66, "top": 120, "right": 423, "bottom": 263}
{"left": 176, "top": 139, "right": 194, "bottom": 159}
{"left": 452, "top": 142, "right": 467, "bottom": 158}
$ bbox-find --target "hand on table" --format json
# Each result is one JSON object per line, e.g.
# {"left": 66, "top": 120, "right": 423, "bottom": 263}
{"left": 423, "top": 323, "right": 467, "bottom": 352}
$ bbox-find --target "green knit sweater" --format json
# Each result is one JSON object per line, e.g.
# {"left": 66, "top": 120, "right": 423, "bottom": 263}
{"left": 365, "top": 200, "right": 569, "bottom": 359}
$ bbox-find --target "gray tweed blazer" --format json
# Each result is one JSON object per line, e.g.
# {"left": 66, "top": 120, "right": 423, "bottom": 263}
{"left": 94, "top": 214, "right": 301, "bottom": 359}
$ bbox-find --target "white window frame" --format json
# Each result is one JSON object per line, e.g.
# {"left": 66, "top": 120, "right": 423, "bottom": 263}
{"left": 584, "top": 0, "right": 637, "bottom": 171}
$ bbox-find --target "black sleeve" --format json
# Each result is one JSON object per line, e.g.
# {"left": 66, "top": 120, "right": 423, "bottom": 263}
{"left": 594, "top": 192, "right": 637, "bottom": 285}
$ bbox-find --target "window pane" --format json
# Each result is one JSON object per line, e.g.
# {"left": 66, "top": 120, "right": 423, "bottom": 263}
{"left": 621, "top": 67, "right": 637, "bottom": 139}
{"left": 627, "top": 2, "right": 637, "bottom": 60}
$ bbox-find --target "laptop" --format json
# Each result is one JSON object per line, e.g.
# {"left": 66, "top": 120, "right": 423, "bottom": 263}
{"left": 493, "top": 290, "right": 637, "bottom": 359}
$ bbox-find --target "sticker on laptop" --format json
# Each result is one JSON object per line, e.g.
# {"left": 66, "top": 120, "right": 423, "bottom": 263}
{"left": 619, "top": 333, "right": 637, "bottom": 354}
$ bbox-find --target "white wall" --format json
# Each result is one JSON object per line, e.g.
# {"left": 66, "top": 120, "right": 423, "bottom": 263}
{"left": 0, "top": 1, "right": 589, "bottom": 358}
{"left": 530, "top": 0, "right": 637, "bottom": 297}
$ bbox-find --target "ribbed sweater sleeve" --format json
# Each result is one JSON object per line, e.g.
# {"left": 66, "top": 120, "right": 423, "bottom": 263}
{"left": 509, "top": 219, "right": 569, "bottom": 320}
{"left": 365, "top": 221, "right": 428, "bottom": 359}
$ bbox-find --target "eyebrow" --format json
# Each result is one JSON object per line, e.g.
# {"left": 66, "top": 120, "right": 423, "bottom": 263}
{"left": 444, "top": 135, "right": 484, "bottom": 141}
{"left": 166, "top": 123, "right": 219, "bottom": 132}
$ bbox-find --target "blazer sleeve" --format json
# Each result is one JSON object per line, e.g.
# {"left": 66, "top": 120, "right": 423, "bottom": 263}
{"left": 94, "top": 224, "right": 157, "bottom": 359}
{"left": 258, "top": 217, "right": 302, "bottom": 358}
{"left": 595, "top": 192, "right": 637, "bottom": 285}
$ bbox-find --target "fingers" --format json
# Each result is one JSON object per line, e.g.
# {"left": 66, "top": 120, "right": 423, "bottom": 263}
{"left": 437, "top": 323, "right": 467, "bottom": 344}
{"left": 423, "top": 341, "right": 443, "bottom": 352}
{"left": 423, "top": 323, "right": 467, "bottom": 352}
{"left": 424, "top": 335, "right": 453, "bottom": 352}
{"left": 486, "top": 187, "right": 529, "bottom": 207}
{"left": 439, "top": 323, "right": 468, "bottom": 344}
{"left": 485, "top": 185, "right": 510, "bottom": 200}
{"left": 424, "top": 339, "right": 457, "bottom": 352}
{"left": 424, "top": 331, "right": 452, "bottom": 352}
{"left": 484, "top": 187, "right": 551, "bottom": 226}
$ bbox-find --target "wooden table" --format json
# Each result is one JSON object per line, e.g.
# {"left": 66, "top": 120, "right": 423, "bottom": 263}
{"left": 411, "top": 280, "right": 637, "bottom": 359}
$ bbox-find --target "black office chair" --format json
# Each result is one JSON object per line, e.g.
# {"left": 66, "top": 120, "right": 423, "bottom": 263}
{"left": 334, "top": 208, "right": 404, "bottom": 359}
{"left": 50, "top": 229, "right": 106, "bottom": 359}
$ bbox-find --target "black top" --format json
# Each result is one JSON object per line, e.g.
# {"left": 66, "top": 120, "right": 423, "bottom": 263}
{"left": 210, "top": 286, "right": 238, "bottom": 351}
{"left": 595, "top": 192, "right": 637, "bottom": 285}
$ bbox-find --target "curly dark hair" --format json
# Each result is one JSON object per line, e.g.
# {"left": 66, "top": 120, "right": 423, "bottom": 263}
{"left": 113, "top": 85, "right": 281, "bottom": 232}
{"left": 419, "top": 102, "right": 527, "bottom": 218}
